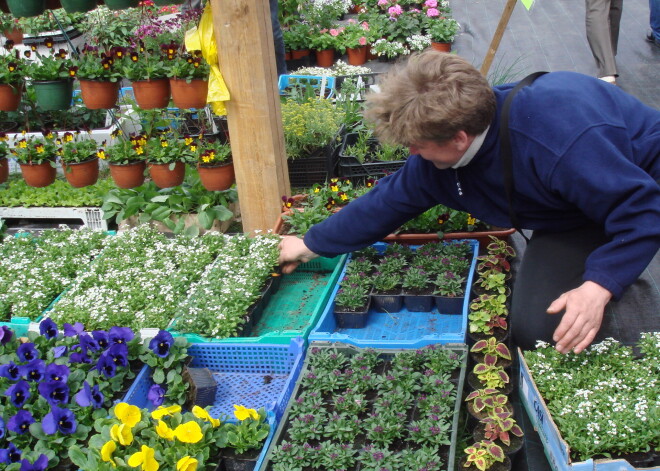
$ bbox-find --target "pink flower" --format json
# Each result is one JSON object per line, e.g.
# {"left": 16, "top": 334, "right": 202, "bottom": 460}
{"left": 329, "top": 29, "right": 339, "bottom": 36}
{"left": 424, "top": 0, "right": 438, "bottom": 8}
{"left": 377, "top": 0, "right": 388, "bottom": 5}
{"left": 388, "top": 4, "right": 403, "bottom": 16}
{"left": 348, "top": 18, "right": 357, "bottom": 24}
{"left": 319, "top": 28, "right": 328, "bottom": 34}
{"left": 409, "top": 8, "right": 420, "bottom": 12}
{"left": 358, "top": 36, "right": 367, "bottom": 46}
{"left": 426, "top": 7, "right": 439, "bottom": 16}
{"left": 361, "top": 21, "right": 370, "bottom": 31}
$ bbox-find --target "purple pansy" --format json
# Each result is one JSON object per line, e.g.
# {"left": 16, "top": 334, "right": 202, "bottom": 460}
{"left": 52, "top": 346, "right": 68, "bottom": 359}
{"left": 149, "top": 330, "right": 174, "bottom": 358}
{"left": 19, "top": 454, "right": 48, "bottom": 471}
{"left": 63, "top": 322, "right": 84, "bottom": 337}
{"left": 79, "top": 333, "right": 100, "bottom": 352}
{"left": 20, "top": 359, "right": 45, "bottom": 382}
{"left": 42, "top": 406, "right": 77, "bottom": 435}
{"left": 96, "top": 353, "right": 116, "bottom": 378}
{"left": 0, "top": 443, "right": 22, "bottom": 464}
{"left": 106, "top": 343, "right": 128, "bottom": 367}
{"left": 75, "top": 381, "right": 104, "bottom": 409}
{"left": 16, "top": 343, "right": 39, "bottom": 362}
{"left": 38, "top": 381, "right": 70, "bottom": 406}
{"left": 0, "top": 361, "right": 21, "bottom": 381}
{"left": 0, "top": 326, "right": 13, "bottom": 345}
{"left": 108, "top": 326, "right": 134, "bottom": 345}
{"left": 44, "top": 364, "right": 70, "bottom": 383}
{"left": 5, "top": 380, "right": 30, "bottom": 408}
{"left": 7, "top": 410, "right": 35, "bottom": 435}
{"left": 92, "top": 330, "right": 110, "bottom": 349}
{"left": 147, "top": 384, "right": 165, "bottom": 406}
{"left": 38, "top": 319, "right": 58, "bottom": 340}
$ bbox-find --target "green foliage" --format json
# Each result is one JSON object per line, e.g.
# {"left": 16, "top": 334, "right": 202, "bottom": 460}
{"left": 165, "top": 49, "right": 209, "bottom": 81}
{"left": 16, "top": 8, "right": 84, "bottom": 35}
{"left": 281, "top": 98, "right": 343, "bottom": 160}
{"left": 397, "top": 204, "right": 487, "bottom": 235}
{"left": 24, "top": 43, "right": 76, "bottom": 81}
{"left": 79, "top": 6, "right": 145, "bottom": 49}
{"left": 343, "top": 130, "right": 408, "bottom": 164}
{"left": 0, "top": 176, "right": 115, "bottom": 207}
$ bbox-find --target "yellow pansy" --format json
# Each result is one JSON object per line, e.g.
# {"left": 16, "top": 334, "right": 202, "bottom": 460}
{"left": 192, "top": 405, "right": 221, "bottom": 427}
{"left": 233, "top": 405, "right": 258, "bottom": 421}
{"left": 151, "top": 405, "right": 181, "bottom": 420}
{"left": 114, "top": 403, "right": 141, "bottom": 427}
{"left": 330, "top": 185, "right": 338, "bottom": 192}
{"left": 101, "top": 440, "right": 117, "bottom": 467}
{"left": 155, "top": 420, "right": 174, "bottom": 440}
{"left": 173, "top": 421, "right": 203, "bottom": 444}
{"left": 176, "top": 456, "right": 198, "bottom": 471}
{"left": 128, "top": 445, "right": 159, "bottom": 471}
{"left": 110, "top": 423, "right": 134, "bottom": 446}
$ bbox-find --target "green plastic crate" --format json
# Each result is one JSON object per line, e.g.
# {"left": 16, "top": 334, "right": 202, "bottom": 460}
{"left": 169, "top": 255, "right": 348, "bottom": 345}
{"left": 0, "top": 318, "right": 32, "bottom": 337}
{"left": 258, "top": 341, "right": 468, "bottom": 471}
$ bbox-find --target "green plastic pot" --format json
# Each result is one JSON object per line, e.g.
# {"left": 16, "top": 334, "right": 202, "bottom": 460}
{"left": 6, "top": 0, "right": 45, "bottom": 17}
{"left": 32, "top": 79, "right": 74, "bottom": 111}
{"left": 60, "top": 0, "right": 95, "bottom": 12}
{"left": 103, "top": 0, "right": 137, "bottom": 9}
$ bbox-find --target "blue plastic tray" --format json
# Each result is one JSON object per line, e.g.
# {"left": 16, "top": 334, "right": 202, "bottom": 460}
{"left": 122, "top": 339, "right": 306, "bottom": 423}
{"left": 308, "top": 240, "right": 479, "bottom": 348}
{"left": 278, "top": 74, "right": 336, "bottom": 98}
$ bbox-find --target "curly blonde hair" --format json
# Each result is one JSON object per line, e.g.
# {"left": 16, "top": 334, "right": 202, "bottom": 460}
{"left": 364, "top": 50, "right": 496, "bottom": 146}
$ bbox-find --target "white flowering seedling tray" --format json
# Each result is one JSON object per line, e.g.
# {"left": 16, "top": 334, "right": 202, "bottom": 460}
{"left": 257, "top": 341, "right": 468, "bottom": 471}
{"left": 518, "top": 348, "right": 659, "bottom": 471}
{"left": 309, "top": 240, "right": 479, "bottom": 348}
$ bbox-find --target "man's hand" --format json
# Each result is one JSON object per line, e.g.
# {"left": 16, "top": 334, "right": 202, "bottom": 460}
{"left": 547, "top": 281, "right": 612, "bottom": 354}
{"left": 277, "top": 236, "right": 319, "bottom": 274}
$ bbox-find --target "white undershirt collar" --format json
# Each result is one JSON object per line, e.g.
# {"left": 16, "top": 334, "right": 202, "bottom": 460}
{"left": 451, "top": 126, "right": 490, "bottom": 169}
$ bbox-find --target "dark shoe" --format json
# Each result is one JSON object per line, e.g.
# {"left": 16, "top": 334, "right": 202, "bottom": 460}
{"left": 647, "top": 31, "right": 655, "bottom": 42}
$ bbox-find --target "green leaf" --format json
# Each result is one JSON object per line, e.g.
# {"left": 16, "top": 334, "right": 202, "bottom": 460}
{"left": 68, "top": 446, "right": 89, "bottom": 468}
{"left": 184, "top": 225, "right": 199, "bottom": 237}
{"left": 151, "top": 195, "right": 170, "bottom": 203}
{"left": 198, "top": 210, "right": 212, "bottom": 230}
{"left": 153, "top": 367, "right": 165, "bottom": 384}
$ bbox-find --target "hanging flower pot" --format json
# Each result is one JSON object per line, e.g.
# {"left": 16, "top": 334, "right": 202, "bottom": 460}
{"left": 152, "top": 0, "right": 183, "bottom": 5}
{"left": 0, "top": 83, "right": 22, "bottom": 112}
{"left": 3, "top": 28, "right": 23, "bottom": 44}
{"left": 103, "top": 0, "right": 137, "bottom": 9}
{"left": 62, "top": 157, "right": 99, "bottom": 188}
{"left": 315, "top": 49, "right": 334, "bottom": 67}
{"left": 169, "top": 78, "right": 208, "bottom": 110}
{"left": 19, "top": 160, "right": 56, "bottom": 187}
{"left": 346, "top": 46, "right": 367, "bottom": 66}
{"left": 431, "top": 42, "right": 452, "bottom": 52}
{"left": 131, "top": 78, "right": 170, "bottom": 109}
{"left": 79, "top": 80, "right": 119, "bottom": 109}
{"left": 32, "top": 79, "right": 74, "bottom": 111}
{"left": 0, "top": 156, "right": 8, "bottom": 184}
{"left": 197, "top": 161, "right": 234, "bottom": 191}
{"left": 0, "top": 0, "right": 10, "bottom": 13}
{"left": 148, "top": 161, "right": 185, "bottom": 188}
{"left": 5, "top": 0, "right": 45, "bottom": 17}
{"left": 45, "top": 0, "right": 61, "bottom": 8}
{"left": 109, "top": 161, "right": 146, "bottom": 189}
{"left": 60, "top": 0, "right": 96, "bottom": 12}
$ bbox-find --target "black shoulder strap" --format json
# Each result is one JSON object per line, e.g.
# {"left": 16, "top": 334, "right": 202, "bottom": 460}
{"left": 499, "top": 71, "right": 548, "bottom": 242}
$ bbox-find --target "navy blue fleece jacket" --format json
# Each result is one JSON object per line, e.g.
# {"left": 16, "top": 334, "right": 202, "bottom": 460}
{"left": 304, "top": 72, "right": 660, "bottom": 300}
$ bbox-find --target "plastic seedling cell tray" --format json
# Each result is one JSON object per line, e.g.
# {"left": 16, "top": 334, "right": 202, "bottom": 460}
{"left": 123, "top": 339, "right": 306, "bottom": 423}
{"left": 309, "top": 240, "right": 479, "bottom": 348}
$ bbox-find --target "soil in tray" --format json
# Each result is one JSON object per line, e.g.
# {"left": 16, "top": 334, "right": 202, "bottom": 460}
{"left": 252, "top": 272, "right": 331, "bottom": 334}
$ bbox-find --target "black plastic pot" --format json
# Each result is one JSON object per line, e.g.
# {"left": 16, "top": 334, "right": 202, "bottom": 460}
{"left": 434, "top": 295, "right": 464, "bottom": 314}
{"left": 371, "top": 291, "right": 403, "bottom": 312}
{"left": 221, "top": 448, "right": 261, "bottom": 471}
{"left": 334, "top": 299, "right": 371, "bottom": 328}
{"left": 403, "top": 294, "right": 434, "bottom": 312}
{"left": 467, "top": 371, "right": 514, "bottom": 395}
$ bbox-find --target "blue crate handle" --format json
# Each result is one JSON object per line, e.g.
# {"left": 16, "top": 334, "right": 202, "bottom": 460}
{"left": 278, "top": 74, "right": 336, "bottom": 99}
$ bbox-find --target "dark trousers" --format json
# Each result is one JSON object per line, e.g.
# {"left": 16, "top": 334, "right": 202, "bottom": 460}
{"left": 511, "top": 224, "right": 660, "bottom": 350}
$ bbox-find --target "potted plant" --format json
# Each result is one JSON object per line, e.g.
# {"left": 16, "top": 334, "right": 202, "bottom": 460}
{"left": 0, "top": 131, "right": 9, "bottom": 183}
{"left": 402, "top": 265, "right": 434, "bottom": 312}
{"left": 469, "top": 337, "right": 512, "bottom": 368}
{"left": 0, "top": 41, "right": 24, "bottom": 111}
{"left": 370, "top": 38, "right": 408, "bottom": 61}
{"left": 121, "top": 44, "right": 170, "bottom": 109}
{"left": 0, "top": 13, "right": 22, "bottom": 43}
{"left": 309, "top": 26, "right": 342, "bottom": 67}
{"left": 464, "top": 389, "right": 512, "bottom": 422}
{"left": 57, "top": 130, "right": 99, "bottom": 187}
{"left": 462, "top": 440, "right": 510, "bottom": 471}
{"left": 221, "top": 407, "right": 270, "bottom": 471}
{"left": 370, "top": 269, "right": 403, "bottom": 313}
{"left": 146, "top": 133, "right": 191, "bottom": 188}
{"left": 333, "top": 272, "right": 372, "bottom": 328}
{"left": 473, "top": 409, "right": 524, "bottom": 458}
{"left": 283, "top": 22, "right": 313, "bottom": 59}
{"left": 194, "top": 137, "right": 234, "bottom": 192}
{"left": 5, "top": 0, "right": 45, "bottom": 18}
{"left": 433, "top": 270, "right": 466, "bottom": 313}
{"left": 73, "top": 44, "right": 123, "bottom": 109}
{"left": 10, "top": 132, "right": 57, "bottom": 187}
{"left": 424, "top": 16, "right": 460, "bottom": 52}
{"left": 339, "top": 19, "right": 370, "bottom": 65}
{"left": 100, "top": 129, "right": 148, "bottom": 189}
{"left": 24, "top": 38, "right": 77, "bottom": 111}
{"left": 166, "top": 46, "right": 210, "bottom": 109}
{"left": 468, "top": 355, "right": 512, "bottom": 394}
{"left": 468, "top": 294, "right": 509, "bottom": 342}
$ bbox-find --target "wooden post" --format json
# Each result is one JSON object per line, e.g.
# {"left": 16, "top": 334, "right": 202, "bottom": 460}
{"left": 480, "top": 0, "right": 518, "bottom": 77}
{"left": 210, "top": 0, "right": 290, "bottom": 233}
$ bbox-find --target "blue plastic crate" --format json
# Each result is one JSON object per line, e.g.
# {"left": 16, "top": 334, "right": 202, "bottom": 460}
{"left": 0, "top": 318, "right": 31, "bottom": 337}
{"left": 308, "top": 240, "right": 479, "bottom": 348}
{"left": 122, "top": 338, "right": 306, "bottom": 423}
{"left": 278, "top": 74, "right": 336, "bottom": 98}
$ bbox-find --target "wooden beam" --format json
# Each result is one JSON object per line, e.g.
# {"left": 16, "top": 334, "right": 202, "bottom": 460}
{"left": 480, "top": 0, "right": 518, "bottom": 76}
{"left": 210, "top": 0, "right": 290, "bottom": 233}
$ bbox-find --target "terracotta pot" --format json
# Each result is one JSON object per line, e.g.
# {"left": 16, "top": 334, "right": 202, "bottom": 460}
{"left": 382, "top": 228, "right": 516, "bottom": 251}
{"left": 0, "top": 156, "right": 8, "bottom": 184}
{"left": 366, "top": 45, "right": 378, "bottom": 61}
{"left": 109, "top": 160, "right": 146, "bottom": 189}
{"left": 346, "top": 46, "right": 367, "bottom": 65}
{"left": 315, "top": 49, "right": 334, "bottom": 67}
{"left": 0, "top": 83, "right": 22, "bottom": 111}
{"left": 3, "top": 27, "right": 23, "bottom": 44}
{"left": 284, "top": 51, "right": 292, "bottom": 60}
{"left": 79, "top": 80, "right": 119, "bottom": 109}
{"left": 131, "top": 78, "right": 170, "bottom": 109}
{"left": 291, "top": 49, "right": 310, "bottom": 59}
{"left": 197, "top": 161, "right": 234, "bottom": 191}
{"left": 169, "top": 78, "right": 208, "bottom": 109}
{"left": 19, "top": 160, "right": 56, "bottom": 187}
{"left": 62, "top": 157, "right": 99, "bottom": 188}
{"left": 148, "top": 161, "right": 185, "bottom": 188}
{"left": 431, "top": 42, "right": 452, "bottom": 52}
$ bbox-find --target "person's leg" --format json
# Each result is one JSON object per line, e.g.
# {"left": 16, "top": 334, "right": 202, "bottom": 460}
{"left": 269, "top": 0, "right": 288, "bottom": 76}
{"left": 585, "top": 0, "right": 618, "bottom": 78}
{"left": 650, "top": 0, "right": 660, "bottom": 43}
{"left": 608, "top": 0, "right": 623, "bottom": 55}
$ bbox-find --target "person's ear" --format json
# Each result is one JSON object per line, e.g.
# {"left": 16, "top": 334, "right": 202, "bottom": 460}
{"left": 453, "top": 131, "right": 471, "bottom": 152}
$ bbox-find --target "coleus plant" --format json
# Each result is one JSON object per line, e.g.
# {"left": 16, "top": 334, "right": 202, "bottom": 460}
{"left": 472, "top": 356, "right": 510, "bottom": 390}
{"left": 470, "top": 337, "right": 511, "bottom": 362}
{"left": 464, "top": 440, "right": 505, "bottom": 471}
{"left": 481, "top": 407, "right": 524, "bottom": 447}
{"left": 465, "top": 389, "right": 509, "bottom": 414}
